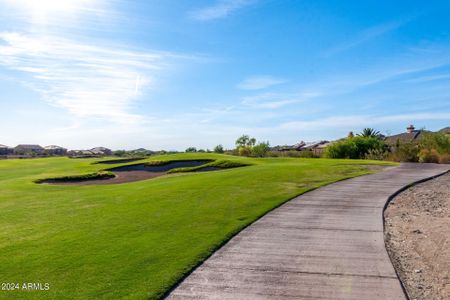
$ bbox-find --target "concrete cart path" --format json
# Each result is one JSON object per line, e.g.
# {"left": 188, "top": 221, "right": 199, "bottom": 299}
{"left": 167, "top": 163, "right": 450, "bottom": 300}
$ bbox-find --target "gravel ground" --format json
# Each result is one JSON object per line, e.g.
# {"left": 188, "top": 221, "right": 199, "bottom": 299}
{"left": 384, "top": 171, "right": 450, "bottom": 300}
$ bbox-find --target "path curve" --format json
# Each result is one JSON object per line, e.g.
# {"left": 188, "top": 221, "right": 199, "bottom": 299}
{"left": 167, "top": 163, "right": 450, "bottom": 300}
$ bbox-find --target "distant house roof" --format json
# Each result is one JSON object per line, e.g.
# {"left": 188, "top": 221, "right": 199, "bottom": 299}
{"left": 134, "top": 148, "right": 151, "bottom": 152}
{"left": 69, "top": 150, "right": 94, "bottom": 155}
{"left": 384, "top": 130, "right": 430, "bottom": 145}
{"left": 0, "top": 144, "right": 9, "bottom": 148}
{"left": 271, "top": 140, "right": 330, "bottom": 151}
{"left": 15, "top": 144, "right": 43, "bottom": 150}
{"left": 439, "top": 127, "right": 450, "bottom": 134}
{"left": 91, "top": 147, "right": 111, "bottom": 152}
{"left": 315, "top": 141, "right": 333, "bottom": 149}
{"left": 44, "top": 145, "right": 67, "bottom": 150}
{"left": 90, "top": 150, "right": 105, "bottom": 155}
{"left": 301, "top": 140, "right": 330, "bottom": 150}
{"left": 271, "top": 144, "right": 303, "bottom": 151}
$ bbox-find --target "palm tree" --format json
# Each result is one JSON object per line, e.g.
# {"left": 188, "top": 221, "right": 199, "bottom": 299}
{"left": 358, "top": 128, "right": 381, "bottom": 138}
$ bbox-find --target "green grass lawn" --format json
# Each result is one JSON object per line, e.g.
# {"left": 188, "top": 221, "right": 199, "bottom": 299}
{"left": 0, "top": 154, "right": 396, "bottom": 299}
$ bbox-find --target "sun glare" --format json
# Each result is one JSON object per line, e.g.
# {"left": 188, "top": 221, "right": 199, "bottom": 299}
{"left": 4, "top": 0, "right": 95, "bottom": 16}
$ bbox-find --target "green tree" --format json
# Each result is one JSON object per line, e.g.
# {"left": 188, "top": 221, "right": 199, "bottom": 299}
{"left": 235, "top": 135, "right": 256, "bottom": 148}
{"left": 213, "top": 144, "right": 224, "bottom": 153}
{"left": 357, "top": 128, "right": 381, "bottom": 138}
{"left": 185, "top": 147, "right": 197, "bottom": 153}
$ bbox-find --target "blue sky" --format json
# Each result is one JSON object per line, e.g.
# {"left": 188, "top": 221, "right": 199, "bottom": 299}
{"left": 0, "top": 0, "right": 449, "bottom": 150}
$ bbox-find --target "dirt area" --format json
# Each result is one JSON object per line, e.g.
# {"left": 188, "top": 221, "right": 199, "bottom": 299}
{"left": 384, "top": 171, "right": 450, "bottom": 300}
{"left": 42, "top": 160, "right": 213, "bottom": 185}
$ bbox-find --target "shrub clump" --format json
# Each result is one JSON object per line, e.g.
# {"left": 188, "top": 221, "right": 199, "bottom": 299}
{"left": 325, "top": 136, "right": 386, "bottom": 159}
{"left": 251, "top": 142, "right": 270, "bottom": 157}
{"left": 364, "top": 148, "right": 388, "bottom": 160}
{"left": 418, "top": 149, "right": 440, "bottom": 163}
{"left": 387, "top": 132, "right": 450, "bottom": 163}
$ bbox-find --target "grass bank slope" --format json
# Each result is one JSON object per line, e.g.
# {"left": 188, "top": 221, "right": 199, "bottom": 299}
{"left": 0, "top": 154, "right": 395, "bottom": 299}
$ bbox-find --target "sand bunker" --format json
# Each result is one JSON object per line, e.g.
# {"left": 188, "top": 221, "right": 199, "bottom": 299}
{"left": 40, "top": 160, "right": 214, "bottom": 185}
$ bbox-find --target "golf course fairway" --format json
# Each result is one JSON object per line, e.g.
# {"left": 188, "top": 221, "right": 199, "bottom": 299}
{"left": 0, "top": 153, "right": 396, "bottom": 299}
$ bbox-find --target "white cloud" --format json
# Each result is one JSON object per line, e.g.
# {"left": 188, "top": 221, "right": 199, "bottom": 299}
{"left": 237, "top": 75, "right": 286, "bottom": 90}
{"left": 0, "top": 32, "right": 184, "bottom": 124}
{"left": 189, "top": 0, "right": 256, "bottom": 21}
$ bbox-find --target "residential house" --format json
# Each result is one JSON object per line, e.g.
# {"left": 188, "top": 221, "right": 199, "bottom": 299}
{"left": 68, "top": 147, "right": 112, "bottom": 158}
{"left": 308, "top": 141, "right": 332, "bottom": 156}
{"left": 14, "top": 144, "right": 44, "bottom": 156}
{"left": 271, "top": 141, "right": 306, "bottom": 152}
{"left": 384, "top": 125, "right": 429, "bottom": 146}
{"left": 91, "top": 147, "right": 112, "bottom": 156}
{"left": 44, "top": 145, "right": 67, "bottom": 156}
{"left": 271, "top": 140, "right": 330, "bottom": 154}
{"left": 67, "top": 150, "right": 95, "bottom": 158}
{"left": 0, "top": 144, "right": 14, "bottom": 156}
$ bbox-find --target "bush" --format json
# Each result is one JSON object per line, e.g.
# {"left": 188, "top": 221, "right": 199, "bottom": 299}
{"left": 388, "top": 132, "right": 450, "bottom": 163}
{"left": 365, "top": 148, "right": 388, "bottom": 160}
{"left": 113, "top": 150, "right": 127, "bottom": 157}
{"left": 418, "top": 149, "right": 440, "bottom": 163}
{"left": 325, "top": 136, "right": 385, "bottom": 159}
{"left": 185, "top": 147, "right": 197, "bottom": 153}
{"left": 420, "top": 132, "right": 450, "bottom": 154}
{"left": 251, "top": 142, "right": 270, "bottom": 157}
{"left": 439, "top": 154, "right": 450, "bottom": 164}
{"left": 388, "top": 143, "right": 420, "bottom": 162}
{"left": 238, "top": 146, "right": 251, "bottom": 156}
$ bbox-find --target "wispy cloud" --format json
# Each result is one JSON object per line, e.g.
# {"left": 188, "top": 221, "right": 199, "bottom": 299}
{"left": 189, "top": 0, "right": 257, "bottom": 21}
{"left": 241, "top": 92, "right": 318, "bottom": 109}
{"left": 322, "top": 19, "right": 407, "bottom": 57}
{"left": 403, "top": 73, "right": 450, "bottom": 83}
{"left": 0, "top": 32, "right": 186, "bottom": 124}
{"left": 237, "top": 75, "right": 286, "bottom": 90}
